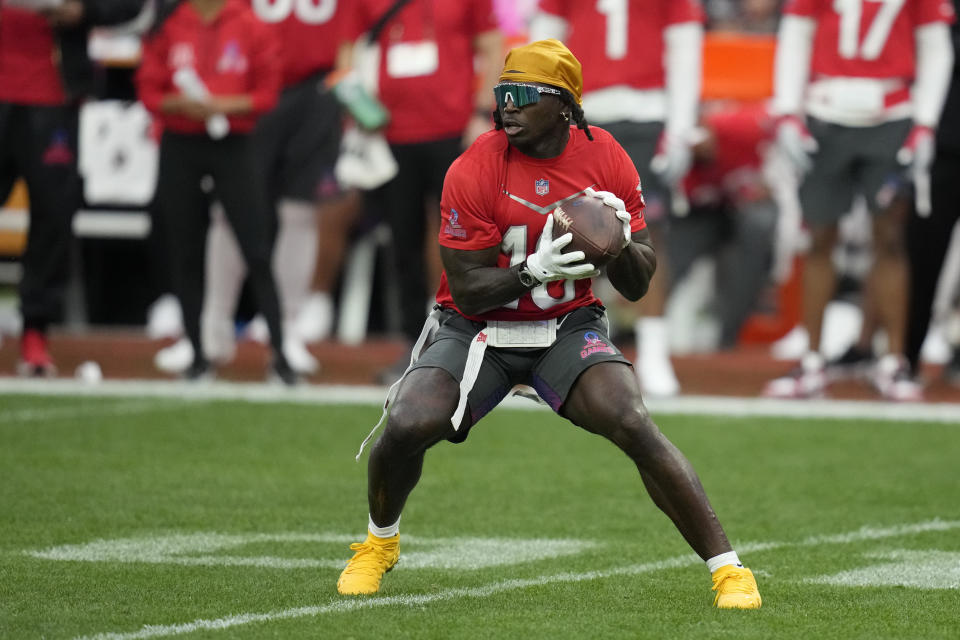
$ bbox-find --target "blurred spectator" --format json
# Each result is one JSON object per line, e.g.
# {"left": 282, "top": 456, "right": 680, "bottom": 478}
{"left": 342, "top": 0, "right": 503, "bottom": 382}
{"left": 906, "top": 0, "right": 960, "bottom": 385}
{"left": 672, "top": 100, "right": 779, "bottom": 349}
{"left": 764, "top": 0, "right": 955, "bottom": 400}
{"left": 706, "top": 0, "right": 782, "bottom": 33}
{"left": 0, "top": 0, "right": 146, "bottom": 376}
{"left": 159, "top": 0, "right": 352, "bottom": 376}
{"left": 530, "top": 0, "right": 705, "bottom": 397}
{"left": 136, "top": 0, "right": 296, "bottom": 384}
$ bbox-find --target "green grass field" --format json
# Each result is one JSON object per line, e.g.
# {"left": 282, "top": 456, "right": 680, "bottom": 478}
{"left": 2, "top": 392, "right": 958, "bottom": 639}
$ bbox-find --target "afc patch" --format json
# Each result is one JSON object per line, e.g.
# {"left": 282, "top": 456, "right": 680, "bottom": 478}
{"left": 579, "top": 331, "right": 616, "bottom": 359}
{"left": 443, "top": 208, "right": 467, "bottom": 239}
{"left": 535, "top": 178, "right": 549, "bottom": 196}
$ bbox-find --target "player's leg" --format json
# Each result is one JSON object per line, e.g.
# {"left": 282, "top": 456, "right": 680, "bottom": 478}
{"left": 155, "top": 133, "right": 211, "bottom": 378}
{"left": 860, "top": 119, "right": 921, "bottom": 399}
{"left": 211, "top": 136, "right": 294, "bottom": 384}
{"left": 540, "top": 307, "right": 759, "bottom": 607}
{"left": 340, "top": 310, "right": 511, "bottom": 595}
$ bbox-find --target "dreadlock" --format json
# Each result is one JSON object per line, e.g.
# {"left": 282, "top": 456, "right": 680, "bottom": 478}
{"left": 492, "top": 87, "right": 593, "bottom": 142}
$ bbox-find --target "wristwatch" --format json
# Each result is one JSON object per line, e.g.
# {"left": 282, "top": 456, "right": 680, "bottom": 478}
{"left": 517, "top": 261, "right": 540, "bottom": 289}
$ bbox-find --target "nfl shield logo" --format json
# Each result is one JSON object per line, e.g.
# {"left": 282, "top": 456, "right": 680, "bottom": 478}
{"left": 535, "top": 179, "right": 549, "bottom": 196}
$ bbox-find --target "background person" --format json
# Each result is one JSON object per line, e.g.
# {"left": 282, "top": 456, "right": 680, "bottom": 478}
{"left": 342, "top": 0, "right": 503, "bottom": 383}
{"left": 336, "top": 40, "right": 761, "bottom": 610}
{"left": 0, "top": 0, "right": 146, "bottom": 376}
{"left": 764, "top": 0, "right": 955, "bottom": 400}
{"left": 529, "top": 0, "right": 706, "bottom": 397}
{"left": 136, "top": 0, "right": 296, "bottom": 383}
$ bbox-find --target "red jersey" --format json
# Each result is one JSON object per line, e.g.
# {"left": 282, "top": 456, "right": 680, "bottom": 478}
{"left": 137, "top": 0, "right": 281, "bottom": 135}
{"left": 536, "top": 0, "right": 704, "bottom": 92}
{"left": 436, "top": 127, "right": 647, "bottom": 322}
{"left": 0, "top": 7, "right": 66, "bottom": 105}
{"left": 344, "top": 0, "right": 497, "bottom": 144}
{"left": 785, "top": 0, "right": 955, "bottom": 81}
{"left": 248, "top": 0, "right": 345, "bottom": 87}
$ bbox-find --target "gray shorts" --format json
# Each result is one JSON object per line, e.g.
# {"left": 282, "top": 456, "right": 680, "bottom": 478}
{"left": 600, "top": 121, "right": 672, "bottom": 225}
{"left": 411, "top": 305, "right": 631, "bottom": 442}
{"left": 800, "top": 117, "right": 912, "bottom": 226}
{"left": 253, "top": 73, "right": 342, "bottom": 203}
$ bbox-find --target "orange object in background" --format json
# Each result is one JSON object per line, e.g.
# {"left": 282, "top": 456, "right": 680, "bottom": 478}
{"left": 702, "top": 32, "right": 776, "bottom": 102}
{"left": 0, "top": 180, "right": 29, "bottom": 257}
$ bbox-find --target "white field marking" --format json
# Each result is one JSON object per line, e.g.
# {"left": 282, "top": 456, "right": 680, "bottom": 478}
{"left": 74, "top": 519, "right": 960, "bottom": 640}
{"left": 2, "top": 377, "right": 960, "bottom": 423}
{"left": 0, "top": 398, "right": 207, "bottom": 424}
{"left": 27, "top": 532, "right": 599, "bottom": 572}
{"left": 807, "top": 550, "right": 960, "bottom": 589}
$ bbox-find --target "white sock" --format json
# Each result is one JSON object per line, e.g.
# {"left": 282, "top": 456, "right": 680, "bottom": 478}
{"left": 706, "top": 551, "right": 743, "bottom": 573}
{"left": 368, "top": 515, "right": 400, "bottom": 539}
{"left": 273, "top": 199, "right": 318, "bottom": 328}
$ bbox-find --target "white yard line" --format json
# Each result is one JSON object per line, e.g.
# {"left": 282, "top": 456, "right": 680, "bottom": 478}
{"left": 77, "top": 519, "right": 960, "bottom": 640}
{"left": 1, "top": 377, "right": 959, "bottom": 423}
{"left": 0, "top": 398, "right": 207, "bottom": 423}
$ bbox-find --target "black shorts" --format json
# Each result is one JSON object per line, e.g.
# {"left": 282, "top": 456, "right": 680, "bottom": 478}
{"left": 253, "top": 72, "right": 342, "bottom": 203}
{"left": 800, "top": 117, "right": 912, "bottom": 225}
{"left": 411, "top": 305, "right": 631, "bottom": 442}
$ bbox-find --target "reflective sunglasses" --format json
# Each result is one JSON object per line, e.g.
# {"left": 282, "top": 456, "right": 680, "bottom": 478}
{"left": 493, "top": 82, "right": 562, "bottom": 110}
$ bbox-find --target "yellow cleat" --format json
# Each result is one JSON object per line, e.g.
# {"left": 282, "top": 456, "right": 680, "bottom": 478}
{"left": 336, "top": 532, "right": 400, "bottom": 595}
{"left": 711, "top": 565, "right": 762, "bottom": 609}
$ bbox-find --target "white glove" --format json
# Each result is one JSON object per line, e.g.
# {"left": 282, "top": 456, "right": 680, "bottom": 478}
{"left": 896, "top": 124, "right": 936, "bottom": 217}
{"left": 172, "top": 67, "right": 229, "bottom": 140}
{"left": 775, "top": 115, "right": 817, "bottom": 175}
{"left": 650, "top": 131, "right": 693, "bottom": 187}
{"left": 525, "top": 213, "right": 599, "bottom": 283}
{"left": 584, "top": 187, "right": 631, "bottom": 248}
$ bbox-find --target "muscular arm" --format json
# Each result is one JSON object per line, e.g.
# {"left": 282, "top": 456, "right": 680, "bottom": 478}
{"left": 440, "top": 245, "right": 534, "bottom": 316}
{"left": 605, "top": 226, "right": 656, "bottom": 301}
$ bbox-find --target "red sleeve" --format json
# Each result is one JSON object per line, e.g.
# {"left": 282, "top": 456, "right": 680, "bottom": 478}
{"left": 248, "top": 21, "right": 281, "bottom": 114}
{"left": 667, "top": 0, "right": 706, "bottom": 24}
{"left": 915, "top": 0, "right": 956, "bottom": 25}
{"left": 606, "top": 141, "right": 647, "bottom": 232}
{"left": 471, "top": 0, "right": 498, "bottom": 35}
{"left": 135, "top": 30, "right": 169, "bottom": 116}
{"left": 439, "top": 152, "right": 500, "bottom": 250}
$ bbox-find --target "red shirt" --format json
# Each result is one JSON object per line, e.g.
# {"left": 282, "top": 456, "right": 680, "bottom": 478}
{"left": 436, "top": 127, "right": 647, "bottom": 322}
{"left": 0, "top": 7, "right": 66, "bottom": 105}
{"left": 785, "top": 0, "right": 955, "bottom": 81}
{"left": 537, "top": 0, "right": 704, "bottom": 92}
{"left": 137, "top": 0, "right": 281, "bottom": 135}
{"left": 684, "top": 103, "right": 773, "bottom": 207}
{"left": 248, "top": 0, "right": 345, "bottom": 87}
{"left": 344, "top": 0, "right": 497, "bottom": 144}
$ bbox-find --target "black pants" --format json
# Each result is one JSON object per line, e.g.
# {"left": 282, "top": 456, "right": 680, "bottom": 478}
{"left": 0, "top": 103, "right": 80, "bottom": 331}
{"left": 155, "top": 132, "right": 284, "bottom": 360}
{"left": 377, "top": 136, "right": 461, "bottom": 342}
{"left": 906, "top": 146, "right": 960, "bottom": 372}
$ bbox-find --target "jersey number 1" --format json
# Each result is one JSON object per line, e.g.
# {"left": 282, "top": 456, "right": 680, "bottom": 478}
{"left": 502, "top": 225, "right": 575, "bottom": 311}
{"left": 834, "top": 0, "right": 906, "bottom": 60}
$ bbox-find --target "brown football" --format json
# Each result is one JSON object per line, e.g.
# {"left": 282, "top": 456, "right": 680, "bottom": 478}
{"left": 551, "top": 194, "right": 626, "bottom": 268}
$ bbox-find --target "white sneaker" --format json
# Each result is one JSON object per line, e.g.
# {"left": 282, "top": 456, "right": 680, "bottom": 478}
{"left": 146, "top": 294, "right": 183, "bottom": 339}
{"left": 243, "top": 315, "right": 270, "bottom": 344}
{"left": 763, "top": 351, "right": 827, "bottom": 398}
{"left": 283, "top": 337, "right": 319, "bottom": 375}
{"left": 296, "top": 292, "right": 334, "bottom": 343}
{"left": 871, "top": 354, "right": 923, "bottom": 402}
{"left": 154, "top": 338, "right": 194, "bottom": 374}
{"left": 770, "top": 325, "right": 809, "bottom": 361}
